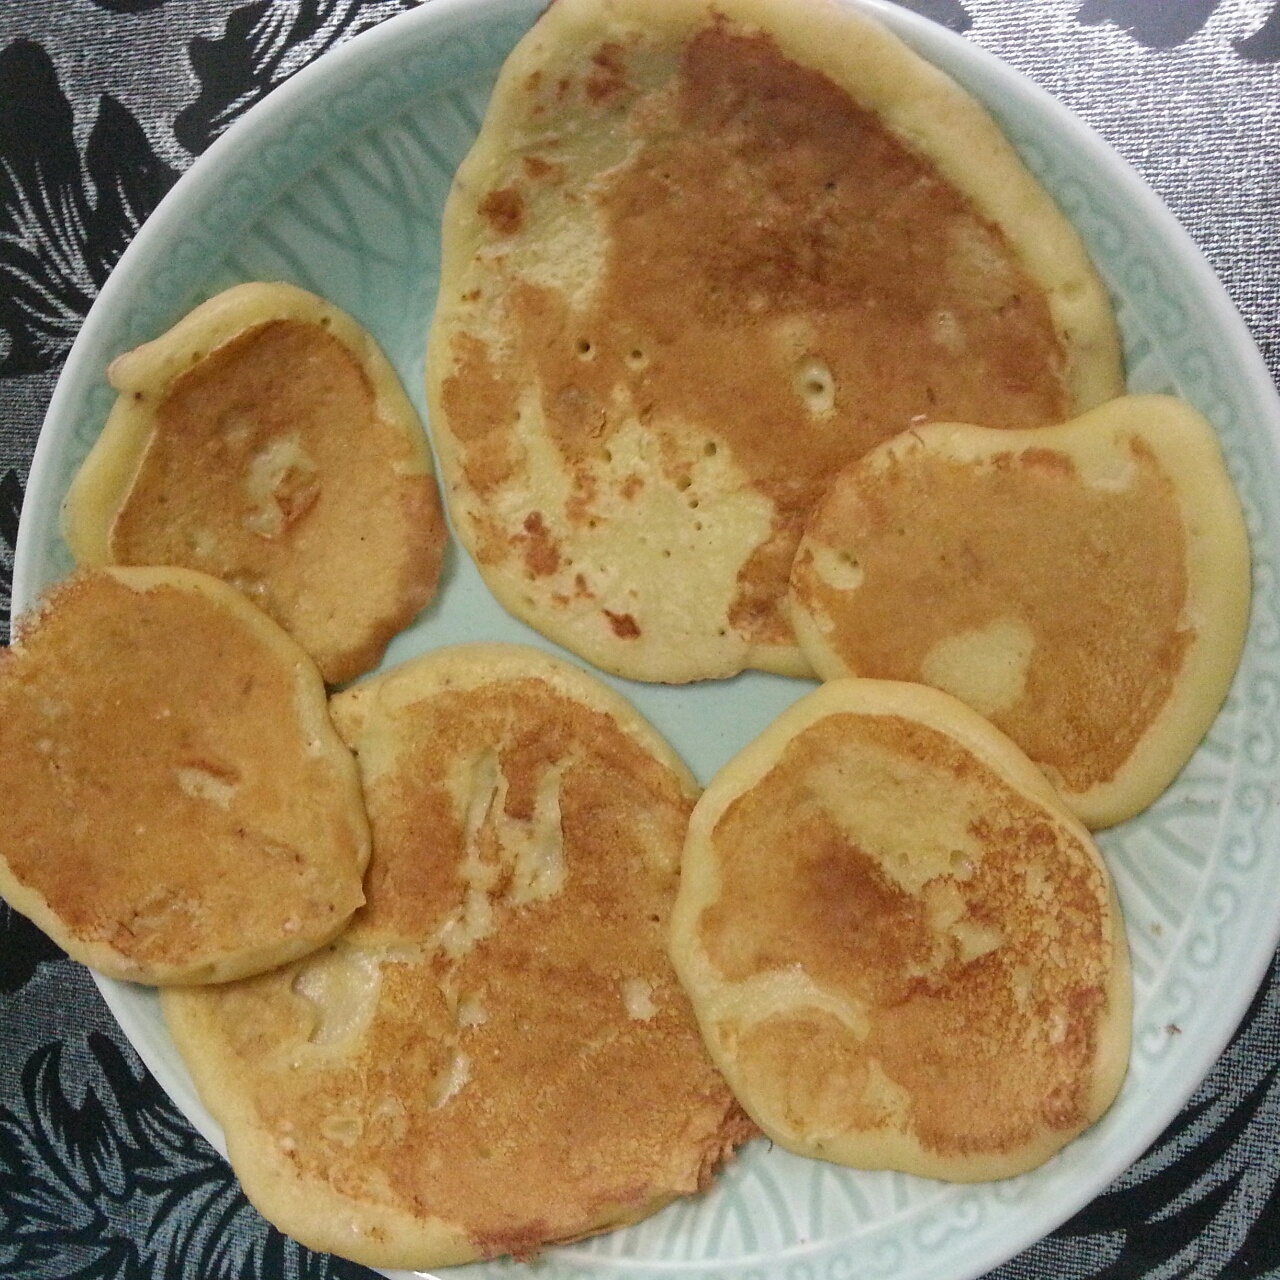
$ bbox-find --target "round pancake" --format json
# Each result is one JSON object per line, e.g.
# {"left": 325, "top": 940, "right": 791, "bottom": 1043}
{"left": 0, "top": 566, "right": 369, "bottom": 986}
{"left": 62, "top": 281, "right": 448, "bottom": 684}
{"left": 670, "top": 677, "right": 1132, "bottom": 1182}
{"left": 162, "top": 644, "right": 754, "bottom": 1270}
{"left": 787, "top": 395, "right": 1251, "bottom": 828}
{"left": 425, "top": 0, "right": 1124, "bottom": 684}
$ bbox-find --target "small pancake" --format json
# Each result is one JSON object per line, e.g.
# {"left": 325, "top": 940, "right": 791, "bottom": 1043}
{"left": 425, "top": 0, "right": 1123, "bottom": 683}
{"left": 788, "top": 395, "right": 1251, "bottom": 827}
{"left": 670, "top": 677, "right": 1132, "bottom": 1182}
{"left": 162, "top": 644, "right": 754, "bottom": 1270}
{"left": 0, "top": 567, "right": 369, "bottom": 985}
{"left": 63, "top": 281, "right": 448, "bottom": 684}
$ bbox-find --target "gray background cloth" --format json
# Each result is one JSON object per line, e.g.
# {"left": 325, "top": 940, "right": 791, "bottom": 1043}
{"left": 0, "top": 1, "right": 1278, "bottom": 1276}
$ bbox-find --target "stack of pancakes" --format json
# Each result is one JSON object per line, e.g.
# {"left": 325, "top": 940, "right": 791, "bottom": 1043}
{"left": 0, "top": 0, "right": 1255, "bottom": 1269}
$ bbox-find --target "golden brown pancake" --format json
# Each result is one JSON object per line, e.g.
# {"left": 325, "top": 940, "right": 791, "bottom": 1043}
{"left": 788, "top": 395, "right": 1251, "bottom": 828}
{"left": 63, "top": 281, "right": 448, "bottom": 684}
{"left": 670, "top": 677, "right": 1132, "bottom": 1182}
{"left": 425, "top": 0, "right": 1123, "bottom": 683}
{"left": 162, "top": 644, "right": 754, "bottom": 1269}
{"left": 0, "top": 566, "right": 369, "bottom": 985}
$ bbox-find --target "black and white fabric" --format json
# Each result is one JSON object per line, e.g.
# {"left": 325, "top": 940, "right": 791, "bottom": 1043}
{"left": 0, "top": 2, "right": 1278, "bottom": 1276}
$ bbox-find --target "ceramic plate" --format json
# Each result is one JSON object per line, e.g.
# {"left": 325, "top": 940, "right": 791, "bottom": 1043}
{"left": 13, "top": 1, "right": 1280, "bottom": 1278}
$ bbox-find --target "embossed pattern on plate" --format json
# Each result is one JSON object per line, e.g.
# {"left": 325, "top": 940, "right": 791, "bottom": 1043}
{"left": 13, "top": 2, "right": 1280, "bottom": 1279}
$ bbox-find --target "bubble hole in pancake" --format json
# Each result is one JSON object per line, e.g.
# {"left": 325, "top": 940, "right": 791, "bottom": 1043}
{"left": 162, "top": 644, "right": 755, "bottom": 1270}
{"left": 670, "top": 677, "right": 1132, "bottom": 1182}
{"left": 425, "top": 0, "right": 1123, "bottom": 684}
{"left": 0, "top": 566, "right": 369, "bottom": 985}
{"left": 787, "top": 395, "right": 1251, "bottom": 828}
{"left": 62, "top": 281, "right": 449, "bottom": 685}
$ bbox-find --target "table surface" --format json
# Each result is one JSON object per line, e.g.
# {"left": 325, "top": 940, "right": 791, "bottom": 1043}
{"left": 0, "top": 1, "right": 1278, "bottom": 1277}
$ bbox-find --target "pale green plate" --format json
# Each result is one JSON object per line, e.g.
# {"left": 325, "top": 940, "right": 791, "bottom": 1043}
{"left": 14, "top": 2, "right": 1280, "bottom": 1278}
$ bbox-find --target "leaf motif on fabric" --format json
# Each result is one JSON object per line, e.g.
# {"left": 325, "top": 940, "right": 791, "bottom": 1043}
{"left": 0, "top": 905, "right": 65, "bottom": 996}
{"left": 0, "top": 43, "right": 178, "bottom": 376}
{"left": 1235, "top": 3, "right": 1280, "bottom": 62}
{"left": 0, "top": 1032, "right": 379, "bottom": 1277}
{"left": 87, "top": 0, "right": 167, "bottom": 13}
{"left": 1076, "top": 0, "right": 1224, "bottom": 49}
{"left": 174, "top": 0, "right": 419, "bottom": 155}
{"left": 0, "top": 467, "right": 17, "bottom": 637}
{"left": 82, "top": 98, "right": 180, "bottom": 293}
{"left": 891, "top": 0, "right": 973, "bottom": 34}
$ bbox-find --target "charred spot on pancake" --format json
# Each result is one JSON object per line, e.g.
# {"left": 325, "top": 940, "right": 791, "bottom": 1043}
{"left": 514, "top": 511, "right": 562, "bottom": 578}
{"left": 586, "top": 41, "right": 630, "bottom": 105}
{"left": 604, "top": 609, "right": 642, "bottom": 639}
{"left": 478, "top": 187, "right": 525, "bottom": 235}
{"left": 523, "top": 155, "right": 565, "bottom": 183}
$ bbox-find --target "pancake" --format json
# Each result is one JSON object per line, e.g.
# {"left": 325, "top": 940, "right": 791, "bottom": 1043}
{"left": 425, "top": 0, "right": 1124, "bottom": 684}
{"left": 670, "top": 677, "right": 1132, "bottom": 1182}
{"left": 162, "top": 644, "right": 754, "bottom": 1269}
{"left": 0, "top": 566, "right": 369, "bottom": 986}
{"left": 787, "top": 395, "right": 1251, "bottom": 828}
{"left": 62, "top": 281, "right": 448, "bottom": 685}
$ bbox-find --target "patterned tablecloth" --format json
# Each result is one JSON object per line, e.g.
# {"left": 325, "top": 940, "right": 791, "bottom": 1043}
{"left": 0, "top": 1, "right": 1278, "bottom": 1277}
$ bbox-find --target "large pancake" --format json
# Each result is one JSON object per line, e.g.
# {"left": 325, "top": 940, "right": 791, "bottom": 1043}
{"left": 63, "top": 281, "right": 448, "bottom": 684}
{"left": 425, "top": 0, "right": 1124, "bottom": 684}
{"left": 0, "top": 567, "right": 369, "bottom": 985}
{"left": 787, "top": 395, "right": 1251, "bottom": 827}
{"left": 670, "top": 678, "right": 1132, "bottom": 1182}
{"left": 162, "top": 644, "right": 754, "bottom": 1269}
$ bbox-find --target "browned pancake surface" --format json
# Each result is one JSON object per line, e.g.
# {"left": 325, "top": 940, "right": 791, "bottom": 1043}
{"left": 164, "top": 648, "right": 753, "bottom": 1268}
{"left": 787, "top": 399, "right": 1252, "bottom": 826}
{"left": 702, "top": 712, "right": 1115, "bottom": 1163}
{"left": 429, "top": 0, "right": 1122, "bottom": 681}
{"left": 794, "top": 441, "right": 1187, "bottom": 795}
{"left": 446, "top": 27, "right": 1069, "bottom": 650}
{"left": 109, "top": 316, "right": 444, "bottom": 683}
{"left": 0, "top": 568, "right": 368, "bottom": 984}
{"left": 671, "top": 679, "right": 1131, "bottom": 1180}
